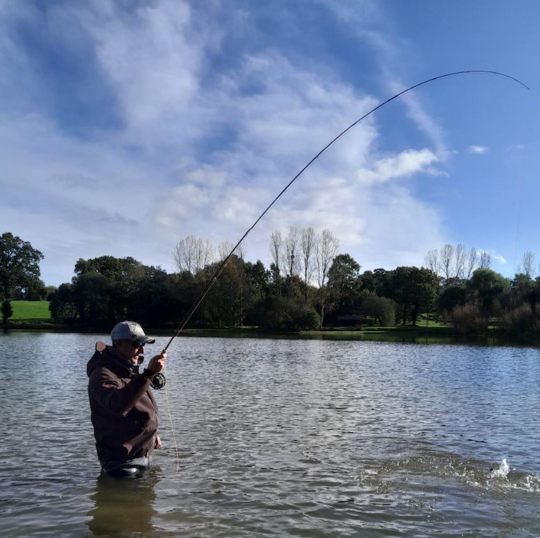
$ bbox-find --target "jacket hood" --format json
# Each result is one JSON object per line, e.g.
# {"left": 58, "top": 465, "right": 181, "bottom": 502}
{"left": 87, "top": 345, "right": 136, "bottom": 378}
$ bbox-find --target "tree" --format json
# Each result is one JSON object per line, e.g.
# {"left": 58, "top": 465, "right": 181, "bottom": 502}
{"left": 521, "top": 251, "right": 536, "bottom": 278}
{"left": 327, "top": 254, "right": 361, "bottom": 317}
{"left": 455, "top": 244, "right": 467, "bottom": 279}
{"left": 387, "top": 267, "right": 439, "bottom": 325}
{"left": 479, "top": 251, "right": 492, "bottom": 269}
{"left": 0, "top": 232, "right": 44, "bottom": 299}
{"left": 269, "top": 231, "right": 283, "bottom": 295}
{"left": 438, "top": 285, "right": 468, "bottom": 316}
{"left": 358, "top": 292, "right": 396, "bottom": 326}
{"left": 315, "top": 229, "right": 339, "bottom": 327}
{"left": 284, "top": 227, "right": 300, "bottom": 278}
{"left": 439, "top": 244, "right": 454, "bottom": 280}
{"left": 466, "top": 247, "right": 478, "bottom": 279}
{"left": 218, "top": 240, "right": 234, "bottom": 261}
{"left": 300, "top": 227, "right": 316, "bottom": 304}
{"left": 74, "top": 256, "right": 145, "bottom": 321}
{"left": 1, "top": 299, "right": 13, "bottom": 324}
{"left": 49, "top": 283, "right": 78, "bottom": 323}
{"left": 424, "top": 249, "right": 439, "bottom": 274}
{"left": 173, "top": 236, "right": 214, "bottom": 274}
{"left": 468, "top": 268, "right": 509, "bottom": 314}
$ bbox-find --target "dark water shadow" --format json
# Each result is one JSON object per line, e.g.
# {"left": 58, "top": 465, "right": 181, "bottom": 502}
{"left": 86, "top": 470, "right": 160, "bottom": 537}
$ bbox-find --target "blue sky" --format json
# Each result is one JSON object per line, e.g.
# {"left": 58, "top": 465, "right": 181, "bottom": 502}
{"left": 1, "top": 0, "right": 538, "bottom": 286}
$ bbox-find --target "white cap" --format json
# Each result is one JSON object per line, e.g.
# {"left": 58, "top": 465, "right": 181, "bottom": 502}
{"left": 110, "top": 321, "right": 155, "bottom": 346}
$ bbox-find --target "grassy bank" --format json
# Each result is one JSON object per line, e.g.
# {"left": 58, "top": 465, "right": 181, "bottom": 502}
{"left": 9, "top": 300, "right": 51, "bottom": 322}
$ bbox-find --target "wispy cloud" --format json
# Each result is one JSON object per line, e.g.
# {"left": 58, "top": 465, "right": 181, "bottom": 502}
{"left": 468, "top": 145, "right": 489, "bottom": 155}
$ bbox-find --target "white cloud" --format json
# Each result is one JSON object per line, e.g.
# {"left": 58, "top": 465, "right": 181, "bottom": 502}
{"left": 490, "top": 252, "right": 507, "bottom": 265}
{"left": 356, "top": 148, "right": 439, "bottom": 184}
{"left": 468, "top": 145, "right": 489, "bottom": 155}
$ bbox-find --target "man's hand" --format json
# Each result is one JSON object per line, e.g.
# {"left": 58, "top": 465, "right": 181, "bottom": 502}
{"left": 155, "top": 435, "right": 162, "bottom": 449}
{"left": 147, "top": 350, "right": 167, "bottom": 376}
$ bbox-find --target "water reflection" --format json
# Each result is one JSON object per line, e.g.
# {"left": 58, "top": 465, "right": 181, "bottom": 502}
{"left": 86, "top": 470, "right": 159, "bottom": 537}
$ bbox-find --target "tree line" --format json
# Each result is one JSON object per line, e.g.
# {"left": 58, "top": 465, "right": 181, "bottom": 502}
{"left": 3, "top": 230, "right": 540, "bottom": 337}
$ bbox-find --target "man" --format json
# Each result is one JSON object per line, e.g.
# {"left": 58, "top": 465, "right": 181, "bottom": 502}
{"left": 87, "top": 321, "right": 167, "bottom": 477}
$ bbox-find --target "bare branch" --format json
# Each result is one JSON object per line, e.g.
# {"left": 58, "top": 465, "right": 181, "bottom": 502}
{"left": 455, "top": 244, "right": 466, "bottom": 279}
{"left": 269, "top": 231, "right": 283, "bottom": 275}
{"left": 284, "top": 226, "right": 300, "bottom": 277}
{"left": 466, "top": 247, "right": 478, "bottom": 278}
{"left": 316, "top": 229, "right": 339, "bottom": 288}
{"left": 440, "top": 244, "right": 454, "bottom": 280}
{"left": 424, "top": 249, "right": 439, "bottom": 274}
{"left": 479, "top": 251, "right": 492, "bottom": 269}
{"left": 521, "top": 251, "right": 536, "bottom": 278}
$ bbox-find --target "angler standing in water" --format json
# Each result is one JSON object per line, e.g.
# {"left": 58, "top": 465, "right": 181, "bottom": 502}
{"left": 87, "top": 321, "right": 167, "bottom": 477}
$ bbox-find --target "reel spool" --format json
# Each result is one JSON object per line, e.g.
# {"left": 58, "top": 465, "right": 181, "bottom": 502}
{"left": 151, "top": 373, "right": 166, "bottom": 390}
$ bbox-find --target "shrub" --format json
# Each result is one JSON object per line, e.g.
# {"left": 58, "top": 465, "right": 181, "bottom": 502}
{"left": 450, "top": 304, "right": 489, "bottom": 334}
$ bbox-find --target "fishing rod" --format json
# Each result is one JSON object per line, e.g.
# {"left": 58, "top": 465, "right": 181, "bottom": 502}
{"left": 162, "top": 70, "right": 529, "bottom": 353}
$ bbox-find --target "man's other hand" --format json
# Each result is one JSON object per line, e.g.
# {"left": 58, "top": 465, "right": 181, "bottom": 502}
{"left": 147, "top": 351, "right": 167, "bottom": 375}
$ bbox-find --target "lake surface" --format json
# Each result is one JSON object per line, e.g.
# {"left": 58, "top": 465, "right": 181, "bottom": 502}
{"left": 1, "top": 332, "right": 540, "bottom": 537}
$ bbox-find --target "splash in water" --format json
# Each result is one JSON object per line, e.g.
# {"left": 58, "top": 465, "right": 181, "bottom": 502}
{"left": 490, "top": 458, "right": 510, "bottom": 478}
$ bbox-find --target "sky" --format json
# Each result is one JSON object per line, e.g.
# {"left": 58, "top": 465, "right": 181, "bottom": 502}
{"left": 1, "top": 0, "right": 539, "bottom": 286}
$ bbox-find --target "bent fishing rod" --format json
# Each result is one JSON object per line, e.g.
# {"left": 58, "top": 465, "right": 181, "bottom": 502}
{"left": 162, "top": 70, "right": 529, "bottom": 353}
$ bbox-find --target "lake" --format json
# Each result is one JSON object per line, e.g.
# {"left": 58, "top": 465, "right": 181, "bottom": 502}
{"left": 1, "top": 332, "right": 540, "bottom": 537}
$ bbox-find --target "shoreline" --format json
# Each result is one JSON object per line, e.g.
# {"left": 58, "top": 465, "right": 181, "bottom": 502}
{"left": 2, "top": 322, "right": 538, "bottom": 347}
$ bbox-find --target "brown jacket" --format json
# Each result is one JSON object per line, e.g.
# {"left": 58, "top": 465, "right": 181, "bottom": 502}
{"left": 87, "top": 345, "right": 159, "bottom": 462}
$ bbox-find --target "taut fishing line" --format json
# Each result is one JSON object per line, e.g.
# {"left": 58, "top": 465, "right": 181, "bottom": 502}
{"left": 161, "top": 70, "right": 529, "bottom": 472}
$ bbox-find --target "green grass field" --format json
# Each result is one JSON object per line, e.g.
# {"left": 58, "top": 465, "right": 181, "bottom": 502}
{"left": 9, "top": 301, "right": 51, "bottom": 321}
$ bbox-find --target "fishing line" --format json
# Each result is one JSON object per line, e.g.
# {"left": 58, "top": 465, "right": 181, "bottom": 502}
{"left": 162, "top": 70, "right": 529, "bottom": 352}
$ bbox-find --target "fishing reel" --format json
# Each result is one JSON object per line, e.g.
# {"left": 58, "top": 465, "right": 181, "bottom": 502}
{"left": 138, "top": 355, "right": 166, "bottom": 390}
{"left": 151, "top": 373, "right": 166, "bottom": 390}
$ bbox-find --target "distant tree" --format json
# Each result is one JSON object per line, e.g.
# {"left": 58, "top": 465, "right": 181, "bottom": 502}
{"left": 253, "top": 296, "right": 319, "bottom": 331}
{"left": 327, "top": 254, "right": 361, "bottom": 317}
{"left": 206, "top": 259, "right": 242, "bottom": 327}
{"left": 243, "top": 260, "right": 270, "bottom": 325}
{"left": 315, "top": 229, "right": 339, "bottom": 327}
{"left": 454, "top": 244, "right": 467, "bottom": 279}
{"left": 300, "top": 227, "right": 316, "bottom": 304}
{"left": 479, "top": 251, "right": 492, "bottom": 269}
{"left": 468, "top": 268, "right": 510, "bottom": 314}
{"left": 438, "top": 285, "right": 468, "bottom": 316}
{"left": 217, "top": 240, "right": 234, "bottom": 261}
{"left": 521, "top": 251, "right": 536, "bottom": 278}
{"left": 22, "top": 278, "right": 46, "bottom": 301}
{"left": 0, "top": 232, "right": 44, "bottom": 299}
{"left": 269, "top": 231, "right": 283, "bottom": 294}
{"left": 1, "top": 299, "right": 13, "bottom": 324}
{"left": 44, "top": 285, "right": 58, "bottom": 301}
{"left": 49, "top": 283, "right": 78, "bottom": 323}
{"left": 73, "top": 273, "right": 114, "bottom": 324}
{"left": 466, "top": 247, "right": 478, "bottom": 279}
{"left": 126, "top": 267, "right": 178, "bottom": 327}
{"left": 358, "top": 293, "right": 396, "bottom": 326}
{"left": 439, "top": 244, "right": 454, "bottom": 280}
{"left": 284, "top": 227, "right": 300, "bottom": 278}
{"left": 174, "top": 236, "right": 214, "bottom": 274}
{"left": 424, "top": 249, "right": 439, "bottom": 274}
{"left": 388, "top": 267, "right": 439, "bottom": 325}
{"left": 74, "top": 255, "right": 145, "bottom": 321}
